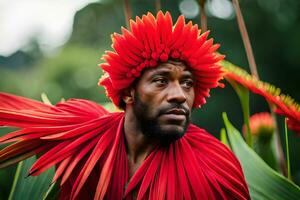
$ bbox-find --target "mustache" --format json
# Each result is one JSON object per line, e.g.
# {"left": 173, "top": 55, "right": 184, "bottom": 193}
{"left": 158, "top": 103, "right": 190, "bottom": 117}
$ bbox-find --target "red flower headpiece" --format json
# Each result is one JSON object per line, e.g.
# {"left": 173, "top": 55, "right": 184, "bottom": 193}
{"left": 99, "top": 11, "right": 225, "bottom": 108}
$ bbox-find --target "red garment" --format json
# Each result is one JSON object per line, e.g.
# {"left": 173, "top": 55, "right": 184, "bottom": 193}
{"left": 0, "top": 93, "right": 250, "bottom": 199}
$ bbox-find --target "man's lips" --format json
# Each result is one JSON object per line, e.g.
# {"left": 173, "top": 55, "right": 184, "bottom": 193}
{"left": 160, "top": 108, "right": 187, "bottom": 122}
{"left": 164, "top": 108, "right": 187, "bottom": 115}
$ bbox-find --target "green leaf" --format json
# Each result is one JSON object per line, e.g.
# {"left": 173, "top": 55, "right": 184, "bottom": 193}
{"left": 220, "top": 128, "right": 229, "bottom": 147}
{"left": 252, "top": 135, "right": 278, "bottom": 171}
{"left": 41, "top": 93, "right": 53, "bottom": 106}
{"left": 8, "top": 156, "right": 54, "bottom": 200}
{"left": 42, "top": 182, "right": 60, "bottom": 200}
{"left": 222, "top": 113, "right": 300, "bottom": 200}
{"left": 226, "top": 78, "right": 253, "bottom": 147}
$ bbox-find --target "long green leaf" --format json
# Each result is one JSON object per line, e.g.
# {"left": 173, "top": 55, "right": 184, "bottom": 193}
{"left": 8, "top": 156, "right": 54, "bottom": 200}
{"left": 222, "top": 113, "right": 300, "bottom": 200}
{"left": 220, "top": 128, "right": 229, "bottom": 147}
{"left": 226, "top": 78, "right": 253, "bottom": 147}
{"left": 42, "top": 182, "right": 60, "bottom": 200}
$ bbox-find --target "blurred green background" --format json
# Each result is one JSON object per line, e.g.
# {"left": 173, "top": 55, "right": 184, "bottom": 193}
{"left": 0, "top": 0, "right": 300, "bottom": 198}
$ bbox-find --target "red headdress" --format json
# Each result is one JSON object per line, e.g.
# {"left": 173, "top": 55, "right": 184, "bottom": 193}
{"left": 99, "top": 11, "right": 225, "bottom": 108}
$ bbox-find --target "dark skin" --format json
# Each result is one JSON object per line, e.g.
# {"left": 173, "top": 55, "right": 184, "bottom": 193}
{"left": 122, "top": 61, "right": 195, "bottom": 178}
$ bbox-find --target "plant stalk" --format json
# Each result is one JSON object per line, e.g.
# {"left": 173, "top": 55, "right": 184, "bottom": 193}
{"left": 123, "top": 0, "right": 132, "bottom": 28}
{"left": 284, "top": 118, "right": 291, "bottom": 180}
{"left": 198, "top": 0, "right": 207, "bottom": 32}
{"left": 270, "top": 110, "right": 288, "bottom": 176}
{"left": 155, "top": 0, "right": 161, "bottom": 12}
{"left": 232, "top": 0, "right": 258, "bottom": 78}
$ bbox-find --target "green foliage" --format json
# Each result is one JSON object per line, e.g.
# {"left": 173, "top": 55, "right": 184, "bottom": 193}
{"left": 220, "top": 128, "right": 229, "bottom": 147}
{"left": 0, "top": 45, "right": 108, "bottom": 104}
{"left": 252, "top": 135, "right": 278, "bottom": 171}
{"left": 226, "top": 77, "right": 253, "bottom": 147}
{"left": 70, "top": 2, "right": 123, "bottom": 48}
{"left": 42, "top": 183, "right": 60, "bottom": 200}
{"left": 0, "top": 165, "right": 15, "bottom": 199}
{"left": 8, "top": 156, "right": 54, "bottom": 200}
{"left": 222, "top": 113, "right": 300, "bottom": 200}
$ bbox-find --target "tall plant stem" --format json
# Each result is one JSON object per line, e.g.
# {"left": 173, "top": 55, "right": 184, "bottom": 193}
{"left": 284, "top": 118, "right": 291, "bottom": 180}
{"left": 232, "top": 0, "right": 258, "bottom": 78}
{"left": 199, "top": 0, "right": 207, "bottom": 32}
{"left": 123, "top": 0, "right": 132, "bottom": 28}
{"left": 271, "top": 111, "right": 288, "bottom": 176}
{"left": 155, "top": 0, "right": 161, "bottom": 12}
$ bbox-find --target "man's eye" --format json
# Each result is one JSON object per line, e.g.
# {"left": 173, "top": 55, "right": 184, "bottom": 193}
{"left": 153, "top": 78, "right": 168, "bottom": 86}
{"left": 182, "top": 79, "right": 194, "bottom": 89}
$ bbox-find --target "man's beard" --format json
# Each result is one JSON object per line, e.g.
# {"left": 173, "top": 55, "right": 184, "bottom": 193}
{"left": 132, "top": 93, "right": 191, "bottom": 145}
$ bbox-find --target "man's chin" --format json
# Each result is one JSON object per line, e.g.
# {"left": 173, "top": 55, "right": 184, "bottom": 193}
{"left": 161, "top": 124, "right": 185, "bottom": 134}
{"left": 157, "top": 125, "right": 186, "bottom": 143}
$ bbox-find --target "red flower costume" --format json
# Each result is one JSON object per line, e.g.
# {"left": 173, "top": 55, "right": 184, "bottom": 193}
{"left": 0, "top": 12, "right": 250, "bottom": 200}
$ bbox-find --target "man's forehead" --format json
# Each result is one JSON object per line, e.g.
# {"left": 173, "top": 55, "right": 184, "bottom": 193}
{"left": 159, "top": 60, "right": 188, "bottom": 70}
{"left": 145, "top": 60, "right": 191, "bottom": 75}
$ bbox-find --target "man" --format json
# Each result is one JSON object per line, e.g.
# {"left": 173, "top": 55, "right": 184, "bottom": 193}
{"left": 0, "top": 12, "right": 250, "bottom": 199}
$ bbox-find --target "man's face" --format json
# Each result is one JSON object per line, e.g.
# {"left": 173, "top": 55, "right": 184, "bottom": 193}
{"left": 132, "top": 61, "right": 195, "bottom": 143}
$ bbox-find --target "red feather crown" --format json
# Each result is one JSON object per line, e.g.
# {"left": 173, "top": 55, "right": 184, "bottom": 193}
{"left": 99, "top": 11, "right": 225, "bottom": 108}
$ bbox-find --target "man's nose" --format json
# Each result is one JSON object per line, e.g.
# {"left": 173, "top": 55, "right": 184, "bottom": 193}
{"left": 166, "top": 82, "right": 187, "bottom": 104}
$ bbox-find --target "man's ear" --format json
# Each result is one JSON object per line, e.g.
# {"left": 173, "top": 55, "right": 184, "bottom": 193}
{"left": 122, "top": 87, "right": 135, "bottom": 105}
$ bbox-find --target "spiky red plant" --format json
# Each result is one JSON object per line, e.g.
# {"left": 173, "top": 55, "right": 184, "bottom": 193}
{"left": 224, "top": 62, "right": 300, "bottom": 135}
{"left": 243, "top": 112, "right": 275, "bottom": 137}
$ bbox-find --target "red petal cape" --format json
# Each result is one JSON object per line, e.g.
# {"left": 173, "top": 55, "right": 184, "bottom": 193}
{"left": 0, "top": 93, "right": 250, "bottom": 200}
